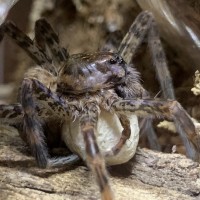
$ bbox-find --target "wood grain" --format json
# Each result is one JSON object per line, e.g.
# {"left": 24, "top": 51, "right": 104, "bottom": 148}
{"left": 0, "top": 125, "right": 200, "bottom": 200}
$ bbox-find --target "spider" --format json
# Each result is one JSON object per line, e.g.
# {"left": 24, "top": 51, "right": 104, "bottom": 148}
{"left": 0, "top": 11, "right": 199, "bottom": 200}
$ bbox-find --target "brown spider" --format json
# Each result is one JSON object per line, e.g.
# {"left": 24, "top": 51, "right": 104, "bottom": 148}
{"left": 0, "top": 11, "right": 199, "bottom": 200}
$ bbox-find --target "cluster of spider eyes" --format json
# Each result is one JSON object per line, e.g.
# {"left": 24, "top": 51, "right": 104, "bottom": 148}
{"left": 109, "top": 55, "right": 125, "bottom": 65}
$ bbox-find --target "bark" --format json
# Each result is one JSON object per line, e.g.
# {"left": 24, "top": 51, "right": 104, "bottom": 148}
{"left": 0, "top": 126, "right": 200, "bottom": 200}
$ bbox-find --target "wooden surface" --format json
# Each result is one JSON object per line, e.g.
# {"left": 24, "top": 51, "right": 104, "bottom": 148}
{"left": 0, "top": 126, "right": 200, "bottom": 200}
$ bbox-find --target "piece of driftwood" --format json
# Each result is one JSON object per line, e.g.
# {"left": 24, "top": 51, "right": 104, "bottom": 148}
{"left": 0, "top": 126, "right": 200, "bottom": 200}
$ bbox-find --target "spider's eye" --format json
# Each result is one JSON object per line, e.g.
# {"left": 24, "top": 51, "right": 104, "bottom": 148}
{"left": 116, "top": 55, "right": 125, "bottom": 65}
{"left": 109, "top": 58, "right": 117, "bottom": 64}
{"left": 118, "top": 58, "right": 125, "bottom": 64}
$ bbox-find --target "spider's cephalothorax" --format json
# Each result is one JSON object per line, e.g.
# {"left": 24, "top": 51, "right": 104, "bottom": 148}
{"left": 57, "top": 52, "right": 128, "bottom": 94}
{"left": 0, "top": 11, "right": 199, "bottom": 200}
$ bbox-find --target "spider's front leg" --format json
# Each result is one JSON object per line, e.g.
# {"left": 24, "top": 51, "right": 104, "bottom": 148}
{"left": 21, "top": 78, "right": 79, "bottom": 168}
{"left": 0, "top": 21, "right": 51, "bottom": 65}
{"left": 112, "top": 98, "right": 200, "bottom": 161}
{"left": 117, "top": 11, "right": 176, "bottom": 151}
{"left": 0, "top": 19, "right": 68, "bottom": 74}
{"left": 34, "top": 19, "right": 69, "bottom": 63}
{"left": 80, "top": 111, "right": 113, "bottom": 200}
{"left": 118, "top": 11, "right": 174, "bottom": 99}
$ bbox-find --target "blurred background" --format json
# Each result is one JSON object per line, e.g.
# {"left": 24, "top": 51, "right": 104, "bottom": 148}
{"left": 0, "top": 0, "right": 200, "bottom": 156}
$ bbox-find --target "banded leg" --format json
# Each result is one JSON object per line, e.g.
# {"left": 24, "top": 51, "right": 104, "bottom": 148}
{"left": 21, "top": 78, "right": 79, "bottom": 168}
{"left": 118, "top": 11, "right": 176, "bottom": 150}
{"left": 35, "top": 19, "right": 69, "bottom": 63}
{"left": 0, "top": 103, "right": 25, "bottom": 141}
{"left": 0, "top": 21, "right": 51, "bottom": 65}
{"left": 80, "top": 114, "right": 113, "bottom": 200}
{"left": 0, "top": 104, "right": 23, "bottom": 125}
{"left": 112, "top": 98, "right": 200, "bottom": 161}
{"left": 118, "top": 11, "right": 174, "bottom": 98}
{"left": 105, "top": 114, "right": 131, "bottom": 157}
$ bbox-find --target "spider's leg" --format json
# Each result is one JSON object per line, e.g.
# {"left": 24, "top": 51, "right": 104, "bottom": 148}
{"left": 0, "top": 104, "right": 26, "bottom": 140}
{"left": 80, "top": 113, "right": 113, "bottom": 200}
{"left": 105, "top": 114, "right": 131, "bottom": 157}
{"left": 21, "top": 78, "right": 79, "bottom": 168}
{"left": 35, "top": 19, "right": 69, "bottom": 63}
{"left": 0, "top": 103, "right": 35, "bottom": 143}
{"left": 0, "top": 21, "right": 51, "bottom": 65}
{"left": 147, "top": 16, "right": 174, "bottom": 99}
{"left": 118, "top": 11, "right": 150, "bottom": 63}
{"left": 118, "top": 11, "right": 161, "bottom": 151}
{"left": 118, "top": 11, "right": 174, "bottom": 98}
{"left": 0, "top": 104, "right": 23, "bottom": 125}
{"left": 112, "top": 98, "right": 200, "bottom": 161}
{"left": 118, "top": 11, "right": 176, "bottom": 150}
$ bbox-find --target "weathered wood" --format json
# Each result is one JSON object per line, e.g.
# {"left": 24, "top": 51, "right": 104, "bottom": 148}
{"left": 0, "top": 126, "right": 200, "bottom": 200}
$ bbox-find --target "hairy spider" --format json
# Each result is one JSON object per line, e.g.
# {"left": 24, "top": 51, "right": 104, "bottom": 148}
{"left": 0, "top": 11, "right": 200, "bottom": 200}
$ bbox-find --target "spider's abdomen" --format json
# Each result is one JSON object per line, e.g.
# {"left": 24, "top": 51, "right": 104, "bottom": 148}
{"left": 57, "top": 52, "right": 127, "bottom": 94}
